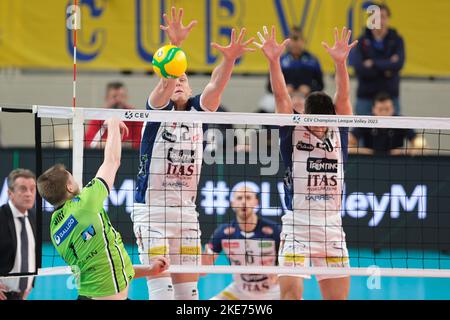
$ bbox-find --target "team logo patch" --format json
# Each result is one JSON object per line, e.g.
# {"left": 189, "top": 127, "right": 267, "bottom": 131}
{"left": 167, "top": 148, "right": 195, "bottom": 163}
{"left": 261, "top": 226, "right": 274, "bottom": 235}
{"left": 81, "top": 224, "right": 96, "bottom": 242}
{"left": 149, "top": 246, "right": 168, "bottom": 257}
{"left": 316, "top": 138, "right": 334, "bottom": 152}
{"left": 258, "top": 240, "right": 274, "bottom": 248}
{"left": 296, "top": 141, "right": 314, "bottom": 152}
{"left": 162, "top": 129, "right": 177, "bottom": 143}
{"left": 222, "top": 241, "right": 240, "bottom": 249}
{"left": 180, "top": 246, "right": 201, "bottom": 255}
{"left": 283, "top": 254, "right": 306, "bottom": 266}
{"left": 307, "top": 157, "right": 338, "bottom": 173}
{"left": 53, "top": 215, "right": 78, "bottom": 246}
{"left": 125, "top": 111, "right": 133, "bottom": 119}
{"left": 223, "top": 227, "right": 235, "bottom": 235}
{"left": 305, "top": 195, "right": 334, "bottom": 201}
{"left": 292, "top": 115, "right": 301, "bottom": 124}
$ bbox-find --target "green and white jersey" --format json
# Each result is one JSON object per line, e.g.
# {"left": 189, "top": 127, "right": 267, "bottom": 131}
{"left": 50, "top": 177, "right": 134, "bottom": 298}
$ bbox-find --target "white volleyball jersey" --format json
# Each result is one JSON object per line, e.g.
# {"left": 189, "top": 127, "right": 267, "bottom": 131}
{"left": 280, "top": 126, "right": 349, "bottom": 228}
{"left": 134, "top": 95, "right": 206, "bottom": 211}
{"left": 207, "top": 218, "right": 281, "bottom": 294}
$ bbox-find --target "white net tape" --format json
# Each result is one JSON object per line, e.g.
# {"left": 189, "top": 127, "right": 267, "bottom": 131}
{"left": 36, "top": 105, "right": 450, "bottom": 129}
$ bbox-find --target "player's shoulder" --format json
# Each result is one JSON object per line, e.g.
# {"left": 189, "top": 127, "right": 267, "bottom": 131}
{"left": 214, "top": 221, "right": 238, "bottom": 238}
{"left": 85, "top": 177, "right": 109, "bottom": 192}
{"left": 78, "top": 177, "right": 110, "bottom": 200}
{"left": 187, "top": 94, "right": 202, "bottom": 110}
{"left": 258, "top": 217, "right": 281, "bottom": 235}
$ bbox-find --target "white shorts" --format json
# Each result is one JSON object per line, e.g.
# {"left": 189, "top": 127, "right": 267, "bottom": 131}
{"left": 278, "top": 224, "right": 350, "bottom": 282}
{"left": 211, "top": 282, "right": 280, "bottom": 300}
{"left": 133, "top": 204, "right": 201, "bottom": 266}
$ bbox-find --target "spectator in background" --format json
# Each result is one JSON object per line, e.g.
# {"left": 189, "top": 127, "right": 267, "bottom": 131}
{"left": 0, "top": 169, "right": 37, "bottom": 300}
{"left": 85, "top": 82, "right": 143, "bottom": 149}
{"left": 281, "top": 26, "right": 324, "bottom": 94}
{"left": 349, "top": 93, "right": 425, "bottom": 155}
{"left": 257, "top": 26, "right": 323, "bottom": 113}
{"left": 352, "top": 3, "right": 405, "bottom": 115}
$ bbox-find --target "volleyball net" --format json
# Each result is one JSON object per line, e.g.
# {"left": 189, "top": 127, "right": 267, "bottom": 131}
{"left": 3, "top": 105, "right": 450, "bottom": 280}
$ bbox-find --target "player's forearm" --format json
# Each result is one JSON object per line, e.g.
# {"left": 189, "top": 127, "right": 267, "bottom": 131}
{"left": 201, "top": 58, "right": 235, "bottom": 111}
{"left": 269, "top": 60, "right": 292, "bottom": 114}
{"left": 133, "top": 264, "right": 166, "bottom": 278}
{"left": 104, "top": 120, "right": 122, "bottom": 167}
{"left": 334, "top": 62, "right": 350, "bottom": 101}
{"left": 149, "top": 78, "right": 177, "bottom": 108}
{"left": 133, "top": 265, "right": 152, "bottom": 278}
{"left": 333, "top": 62, "right": 352, "bottom": 115}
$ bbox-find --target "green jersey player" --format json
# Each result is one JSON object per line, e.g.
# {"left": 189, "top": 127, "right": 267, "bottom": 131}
{"left": 37, "top": 118, "right": 168, "bottom": 300}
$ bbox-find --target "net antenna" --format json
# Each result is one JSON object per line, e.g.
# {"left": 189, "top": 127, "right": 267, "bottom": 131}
{"left": 71, "top": 0, "right": 83, "bottom": 187}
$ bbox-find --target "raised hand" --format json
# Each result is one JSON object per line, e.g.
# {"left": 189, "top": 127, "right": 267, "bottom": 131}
{"left": 322, "top": 27, "right": 358, "bottom": 64}
{"left": 211, "top": 28, "right": 256, "bottom": 62}
{"left": 160, "top": 7, "right": 197, "bottom": 47}
{"left": 254, "top": 26, "right": 290, "bottom": 63}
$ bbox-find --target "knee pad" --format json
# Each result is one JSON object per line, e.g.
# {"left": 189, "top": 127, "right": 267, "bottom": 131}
{"left": 147, "top": 277, "right": 174, "bottom": 300}
{"left": 173, "top": 282, "right": 199, "bottom": 300}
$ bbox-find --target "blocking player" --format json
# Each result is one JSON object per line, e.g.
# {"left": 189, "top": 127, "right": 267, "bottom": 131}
{"left": 255, "top": 26, "right": 357, "bottom": 299}
{"left": 203, "top": 184, "right": 281, "bottom": 300}
{"left": 37, "top": 118, "right": 168, "bottom": 300}
{"left": 132, "top": 7, "right": 255, "bottom": 300}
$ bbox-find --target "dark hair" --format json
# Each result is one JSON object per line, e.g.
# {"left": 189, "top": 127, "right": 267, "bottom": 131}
{"left": 289, "top": 26, "right": 304, "bottom": 41}
{"left": 106, "top": 82, "right": 125, "bottom": 95}
{"left": 304, "top": 92, "right": 335, "bottom": 115}
{"left": 8, "top": 169, "right": 36, "bottom": 191}
{"left": 373, "top": 92, "right": 393, "bottom": 105}
{"left": 375, "top": 3, "right": 391, "bottom": 17}
{"left": 37, "top": 164, "right": 70, "bottom": 206}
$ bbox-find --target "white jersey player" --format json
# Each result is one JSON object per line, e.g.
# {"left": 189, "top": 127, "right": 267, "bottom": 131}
{"left": 255, "top": 26, "right": 358, "bottom": 299}
{"left": 203, "top": 186, "right": 281, "bottom": 300}
{"left": 132, "top": 6, "right": 255, "bottom": 300}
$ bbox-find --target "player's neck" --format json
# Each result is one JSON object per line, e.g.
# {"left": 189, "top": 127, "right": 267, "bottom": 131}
{"left": 372, "top": 28, "right": 388, "bottom": 40}
{"left": 237, "top": 214, "right": 258, "bottom": 233}
{"left": 174, "top": 101, "right": 188, "bottom": 111}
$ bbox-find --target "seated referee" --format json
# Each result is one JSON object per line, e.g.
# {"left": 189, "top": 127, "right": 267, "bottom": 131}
{"left": 37, "top": 118, "right": 168, "bottom": 300}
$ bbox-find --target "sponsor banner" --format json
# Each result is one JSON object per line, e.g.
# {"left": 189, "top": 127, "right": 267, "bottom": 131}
{"left": 0, "top": 1, "right": 449, "bottom": 76}
{"left": 1, "top": 148, "right": 450, "bottom": 250}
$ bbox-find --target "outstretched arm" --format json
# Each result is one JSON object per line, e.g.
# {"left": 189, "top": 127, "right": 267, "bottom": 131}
{"left": 322, "top": 27, "right": 358, "bottom": 116}
{"left": 149, "top": 7, "right": 197, "bottom": 109}
{"left": 201, "top": 28, "right": 255, "bottom": 111}
{"left": 96, "top": 118, "right": 129, "bottom": 190}
{"left": 254, "top": 26, "right": 292, "bottom": 114}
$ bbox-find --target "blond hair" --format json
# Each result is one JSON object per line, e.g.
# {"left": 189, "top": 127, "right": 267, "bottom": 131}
{"left": 37, "top": 164, "right": 70, "bottom": 206}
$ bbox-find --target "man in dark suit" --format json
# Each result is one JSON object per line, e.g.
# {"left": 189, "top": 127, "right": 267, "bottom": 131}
{"left": 0, "top": 169, "right": 37, "bottom": 300}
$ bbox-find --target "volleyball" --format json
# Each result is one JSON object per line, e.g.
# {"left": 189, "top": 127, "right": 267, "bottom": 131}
{"left": 152, "top": 45, "right": 187, "bottom": 78}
